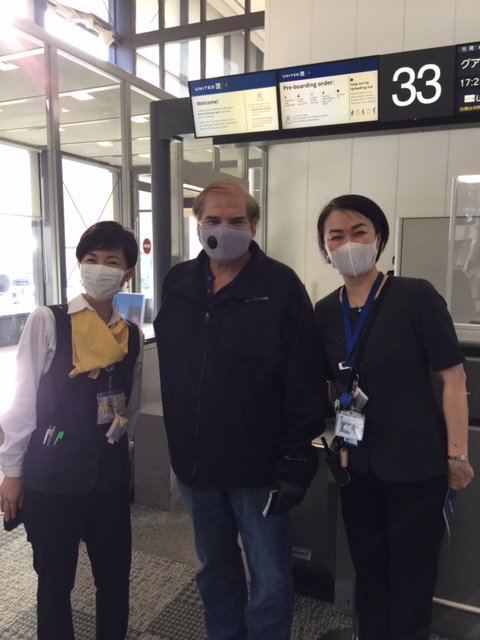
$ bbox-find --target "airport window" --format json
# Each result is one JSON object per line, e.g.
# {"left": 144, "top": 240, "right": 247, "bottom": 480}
{"left": 248, "top": 28, "right": 264, "bottom": 71}
{"left": 131, "top": 0, "right": 264, "bottom": 95}
{"left": 0, "top": 144, "right": 42, "bottom": 321}
{"left": 165, "top": 38, "right": 201, "bottom": 96}
{"left": 206, "top": 30, "right": 244, "bottom": 77}
{"left": 136, "top": 0, "right": 160, "bottom": 33}
{"left": 44, "top": 1, "right": 113, "bottom": 61}
{"left": 165, "top": 0, "right": 201, "bottom": 27}
{"left": 206, "top": 0, "right": 245, "bottom": 20}
{"left": 62, "top": 158, "right": 119, "bottom": 302}
{"left": 136, "top": 44, "right": 161, "bottom": 85}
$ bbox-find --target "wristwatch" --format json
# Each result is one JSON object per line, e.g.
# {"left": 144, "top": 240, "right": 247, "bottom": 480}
{"left": 447, "top": 453, "right": 469, "bottom": 462}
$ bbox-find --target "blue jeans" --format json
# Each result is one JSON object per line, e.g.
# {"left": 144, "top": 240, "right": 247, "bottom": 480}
{"left": 178, "top": 481, "right": 294, "bottom": 640}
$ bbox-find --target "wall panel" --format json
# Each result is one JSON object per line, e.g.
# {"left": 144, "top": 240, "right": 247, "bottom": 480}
{"left": 357, "top": 0, "right": 405, "bottom": 56}
{"left": 404, "top": 0, "right": 456, "bottom": 50}
{"left": 396, "top": 130, "right": 450, "bottom": 219}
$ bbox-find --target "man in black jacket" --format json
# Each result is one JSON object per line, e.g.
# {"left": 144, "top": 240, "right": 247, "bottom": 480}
{"left": 154, "top": 180, "right": 325, "bottom": 640}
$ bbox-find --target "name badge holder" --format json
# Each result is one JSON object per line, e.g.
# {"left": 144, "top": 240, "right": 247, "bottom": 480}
{"left": 335, "top": 272, "right": 385, "bottom": 446}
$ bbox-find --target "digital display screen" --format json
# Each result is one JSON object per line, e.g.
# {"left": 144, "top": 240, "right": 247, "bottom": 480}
{"left": 456, "top": 42, "right": 480, "bottom": 114}
{"left": 379, "top": 46, "right": 455, "bottom": 122}
{"left": 278, "top": 57, "right": 379, "bottom": 130}
{"left": 189, "top": 71, "right": 280, "bottom": 138}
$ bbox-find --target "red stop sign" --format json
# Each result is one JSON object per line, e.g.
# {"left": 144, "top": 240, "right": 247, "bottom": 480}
{"left": 142, "top": 238, "right": 152, "bottom": 254}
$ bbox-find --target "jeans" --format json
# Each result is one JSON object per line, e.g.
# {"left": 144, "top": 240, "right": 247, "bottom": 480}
{"left": 178, "top": 481, "right": 294, "bottom": 640}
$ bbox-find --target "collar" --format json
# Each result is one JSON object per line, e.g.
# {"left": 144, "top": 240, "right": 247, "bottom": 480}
{"left": 67, "top": 294, "right": 122, "bottom": 327}
{"left": 169, "top": 241, "right": 268, "bottom": 304}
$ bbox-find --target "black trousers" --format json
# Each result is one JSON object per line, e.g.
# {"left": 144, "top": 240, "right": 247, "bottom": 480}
{"left": 339, "top": 469, "right": 447, "bottom": 640}
{"left": 23, "top": 486, "right": 132, "bottom": 640}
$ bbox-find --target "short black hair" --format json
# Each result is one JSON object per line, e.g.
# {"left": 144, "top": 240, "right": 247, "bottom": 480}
{"left": 76, "top": 221, "right": 138, "bottom": 268}
{"left": 317, "top": 194, "right": 389, "bottom": 262}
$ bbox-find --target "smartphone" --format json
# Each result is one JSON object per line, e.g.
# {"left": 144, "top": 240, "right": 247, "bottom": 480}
{"left": 3, "top": 508, "right": 23, "bottom": 532}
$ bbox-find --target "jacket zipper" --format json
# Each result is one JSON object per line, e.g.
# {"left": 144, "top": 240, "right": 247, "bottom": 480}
{"left": 191, "top": 310, "right": 211, "bottom": 485}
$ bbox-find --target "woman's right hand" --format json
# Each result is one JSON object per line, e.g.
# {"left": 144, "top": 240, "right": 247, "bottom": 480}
{"left": 0, "top": 476, "right": 23, "bottom": 521}
{"left": 447, "top": 459, "right": 474, "bottom": 490}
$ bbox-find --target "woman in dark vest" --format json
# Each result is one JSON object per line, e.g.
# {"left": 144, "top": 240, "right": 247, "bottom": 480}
{"left": 314, "top": 195, "right": 474, "bottom": 640}
{"left": 0, "top": 221, "right": 143, "bottom": 640}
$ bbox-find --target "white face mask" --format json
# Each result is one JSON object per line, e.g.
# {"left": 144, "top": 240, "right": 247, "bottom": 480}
{"left": 198, "top": 224, "right": 252, "bottom": 264}
{"left": 327, "top": 240, "right": 378, "bottom": 278}
{"left": 80, "top": 263, "right": 125, "bottom": 301}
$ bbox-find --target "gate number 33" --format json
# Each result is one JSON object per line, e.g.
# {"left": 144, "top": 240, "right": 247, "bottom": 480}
{"left": 392, "top": 64, "right": 442, "bottom": 106}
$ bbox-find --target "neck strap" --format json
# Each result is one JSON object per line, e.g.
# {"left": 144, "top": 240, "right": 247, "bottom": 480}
{"left": 341, "top": 271, "right": 384, "bottom": 369}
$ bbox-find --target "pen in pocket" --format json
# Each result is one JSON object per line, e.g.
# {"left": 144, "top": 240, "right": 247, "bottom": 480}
{"left": 43, "top": 426, "right": 56, "bottom": 446}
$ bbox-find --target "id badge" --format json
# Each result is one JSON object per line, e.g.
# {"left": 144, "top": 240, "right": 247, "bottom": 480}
{"left": 352, "top": 385, "right": 368, "bottom": 412}
{"left": 335, "top": 410, "right": 365, "bottom": 442}
{"left": 97, "top": 391, "right": 127, "bottom": 425}
{"left": 105, "top": 412, "right": 129, "bottom": 444}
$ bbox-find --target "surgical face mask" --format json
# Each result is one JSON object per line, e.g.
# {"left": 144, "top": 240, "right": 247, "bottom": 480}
{"left": 327, "top": 240, "right": 378, "bottom": 278}
{"left": 198, "top": 224, "right": 252, "bottom": 264}
{"left": 80, "top": 263, "right": 125, "bottom": 300}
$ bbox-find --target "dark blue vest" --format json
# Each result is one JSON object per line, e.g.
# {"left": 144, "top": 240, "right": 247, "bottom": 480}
{"left": 23, "top": 305, "right": 140, "bottom": 494}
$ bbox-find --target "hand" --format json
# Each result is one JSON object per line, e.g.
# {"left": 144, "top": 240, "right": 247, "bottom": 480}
{"left": 447, "top": 460, "right": 474, "bottom": 490}
{"left": 0, "top": 476, "right": 23, "bottom": 521}
{"left": 268, "top": 482, "right": 306, "bottom": 516}
{"left": 274, "top": 445, "right": 319, "bottom": 488}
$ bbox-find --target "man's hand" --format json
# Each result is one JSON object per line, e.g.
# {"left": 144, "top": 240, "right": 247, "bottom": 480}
{"left": 0, "top": 476, "right": 23, "bottom": 521}
{"left": 268, "top": 482, "right": 306, "bottom": 516}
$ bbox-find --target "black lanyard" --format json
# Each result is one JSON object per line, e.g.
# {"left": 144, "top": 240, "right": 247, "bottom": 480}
{"left": 340, "top": 271, "right": 384, "bottom": 370}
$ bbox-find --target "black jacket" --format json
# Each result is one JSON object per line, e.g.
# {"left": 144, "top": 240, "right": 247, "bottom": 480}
{"left": 23, "top": 305, "right": 140, "bottom": 494}
{"left": 154, "top": 242, "right": 326, "bottom": 489}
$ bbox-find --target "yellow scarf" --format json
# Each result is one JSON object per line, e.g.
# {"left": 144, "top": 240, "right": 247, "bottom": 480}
{"left": 69, "top": 308, "right": 129, "bottom": 379}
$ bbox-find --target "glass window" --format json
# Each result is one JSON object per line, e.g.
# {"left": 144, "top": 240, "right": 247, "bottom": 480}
{"left": 0, "top": 144, "right": 42, "bottom": 319}
{"left": 164, "top": 0, "right": 200, "bottom": 27}
{"left": 218, "top": 147, "right": 245, "bottom": 178}
{"left": 206, "top": 0, "right": 245, "bottom": 20}
{"left": 183, "top": 186, "right": 202, "bottom": 261}
{"left": 1, "top": 1, "right": 29, "bottom": 20}
{"left": 131, "top": 86, "right": 156, "bottom": 167}
{"left": 45, "top": 3, "right": 111, "bottom": 61}
{"left": 136, "top": 45, "right": 160, "bottom": 86}
{"left": 57, "top": 52, "right": 122, "bottom": 165}
{"left": 63, "top": 158, "right": 119, "bottom": 301}
{"left": 250, "top": 0, "right": 265, "bottom": 11}
{"left": 136, "top": 0, "right": 160, "bottom": 33}
{"left": 248, "top": 28, "right": 264, "bottom": 72}
{"left": 183, "top": 137, "right": 215, "bottom": 167}
{"left": 0, "top": 31, "right": 47, "bottom": 149}
{"left": 165, "top": 39, "right": 200, "bottom": 97}
{"left": 248, "top": 146, "right": 265, "bottom": 246}
{"left": 206, "top": 31, "right": 244, "bottom": 77}
{"left": 137, "top": 184, "right": 155, "bottom": 332}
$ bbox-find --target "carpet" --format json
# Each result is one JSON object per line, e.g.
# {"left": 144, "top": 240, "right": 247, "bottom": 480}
{"left": 0, "top": 523, "right": 352, "bottom": 639}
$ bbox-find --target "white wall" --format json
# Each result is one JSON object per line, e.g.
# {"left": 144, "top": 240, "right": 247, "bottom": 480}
{"left": 264, "top": 0, "right": 480, "bottom": 302}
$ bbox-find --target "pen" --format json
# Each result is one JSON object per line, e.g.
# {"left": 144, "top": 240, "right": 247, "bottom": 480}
{"left": 43, "top": 426, "right": 56, "bottom": 446}
{"left": 53, "top": 431, "right": 64, "bottom": 446}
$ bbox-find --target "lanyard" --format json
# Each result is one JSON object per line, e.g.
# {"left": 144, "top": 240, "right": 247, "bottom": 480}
{"left": 340, "top": 271, "right": 384, "bottom": 369}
